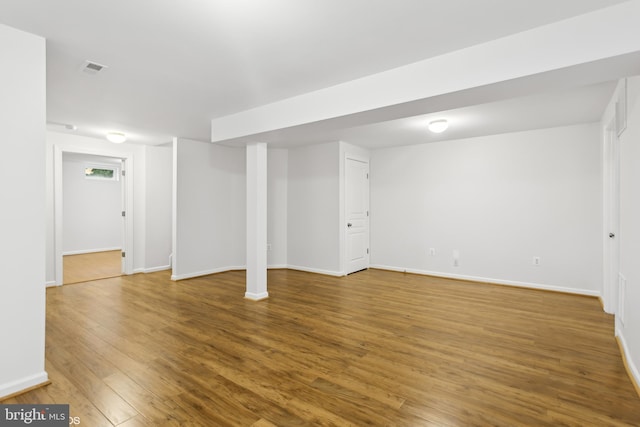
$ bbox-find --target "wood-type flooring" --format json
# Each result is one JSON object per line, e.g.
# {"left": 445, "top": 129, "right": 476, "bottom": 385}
{"left": 63, "top": 250, "right": 122, "bottom": 284}
{"left": 5, "top": 269, "right": 640, "bottom": 426}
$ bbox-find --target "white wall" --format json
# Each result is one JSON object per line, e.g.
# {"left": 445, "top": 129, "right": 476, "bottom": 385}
{"left": 172, "top": 139, "right": 246, "bottom": 279}
{"left": 62, "top": 153, "right": 122, "bottom": 254}
{"left": 145, "top": 145, "right": 173, "bottom": 271}
{"left": 370, "top": 123, "right": 603, "bottom": 294}
{"left": 267, "top": 148, "right": 288, "bottom": 267}
{"left": 613, "top": 76, "right": 640, "bottom": 389}
{"left": 0, "top": 24, "right": 48, "bottom": 398}
{"left": 287, "top": 141, "right": 341, "bottom": 275}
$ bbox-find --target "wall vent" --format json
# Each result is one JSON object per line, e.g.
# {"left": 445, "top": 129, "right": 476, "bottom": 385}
{"left": 82, "top": 60, "right": 108, "bottom": 74}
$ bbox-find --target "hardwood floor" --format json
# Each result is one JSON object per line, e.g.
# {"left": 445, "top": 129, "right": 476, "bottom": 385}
{"left": 63, "top": 250, "right": 122, "bottom": 284}
{"left": 6, "top": 269, "right": 640, "bottom": 426}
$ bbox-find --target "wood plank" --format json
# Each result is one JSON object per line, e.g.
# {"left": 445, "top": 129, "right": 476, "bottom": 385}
{"left": 10, "top": 268, "right": 640, "bottom": 426}
{"left": 63, "top": 250, "right": 122, "bottom": 284}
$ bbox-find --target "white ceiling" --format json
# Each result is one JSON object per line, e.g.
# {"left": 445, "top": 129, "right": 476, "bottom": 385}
{"left": 0, "top": 0, "right": 629, "bottom": 147}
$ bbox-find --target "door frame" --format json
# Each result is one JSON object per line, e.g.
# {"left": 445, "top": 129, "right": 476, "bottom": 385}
{"left": 54, "top": 145, "right": 134, "bottom": 285}
{"left": 343, "top": 153, "right": 370, "bottom": 275}
{"left": 602, "top": 117, "right": 620, "bottom": 315}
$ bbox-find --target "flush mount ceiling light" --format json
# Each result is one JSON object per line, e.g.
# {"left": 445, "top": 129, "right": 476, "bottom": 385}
{"left": 106, "top": 132, "right": 127, "bottom": 144}
{"left": 428, "top": 119, "right": 449, "bottom": 133}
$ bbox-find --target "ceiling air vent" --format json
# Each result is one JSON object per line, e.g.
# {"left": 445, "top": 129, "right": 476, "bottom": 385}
{"left": 82, "top": 60, "right": 108, "bottom": 75}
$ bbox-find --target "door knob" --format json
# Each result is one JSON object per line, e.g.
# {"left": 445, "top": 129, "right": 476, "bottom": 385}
{"left": 609, "top": 232, "right": 616, "bottom": 238}
{"left": 347, "top": 223, "right": 353, "bottom": 228}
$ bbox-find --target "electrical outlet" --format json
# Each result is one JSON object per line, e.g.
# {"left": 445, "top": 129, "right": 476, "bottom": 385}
{"left": 429, "top": 248, "right": 436, "bottom": 256}
{"left": 453, "top": 249, "right": 459, "bottom": 267}
{"left": 533, "top": 256, "right": 541, "bottom": 266}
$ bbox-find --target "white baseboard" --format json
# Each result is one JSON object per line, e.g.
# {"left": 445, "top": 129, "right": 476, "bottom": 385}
{"left": 143, "top": 265, "right": 171, "bottom": 274}
{"left": 369, "top": 264, "right": 600, "bottom": 297}
{"left": 133, "top": 265, "right": 171, "bottom": 274}
{"left": 171, "top": 265, "right": 245, "bottom": 281}
{"left": 286, "top": 265, "right": 344, "bottom": 277}
{"left": 170, "top": 264, "right": 341, "bottom": 281}
{"left": 63, "top": 247, "right": 121, "bottom": 256}
{"left": 617, "top": 331, "right": 640, "bottom": 395}
{"left": 245, "top": 291, "right": 269, "bottom": 301}
{"left": 45, "top": 281, "right": 57, "bottom": 288}
{"left": 0, "top": 371, "right": 49, "bottom": 400}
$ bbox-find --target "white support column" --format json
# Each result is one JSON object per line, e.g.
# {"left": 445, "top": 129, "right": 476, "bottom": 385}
{"left": 245, "top": 142, "right": 268, "bottom": 300}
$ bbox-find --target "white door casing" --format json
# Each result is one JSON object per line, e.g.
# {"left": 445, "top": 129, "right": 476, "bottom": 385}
{"left": 54, "top": 145, "right": 134, "bottom": 285}
{"left": 345, "top": 157, "right": 370, "bottom": 274}
{"left": 120, "top": 160, "right": 127, "bottom": 274}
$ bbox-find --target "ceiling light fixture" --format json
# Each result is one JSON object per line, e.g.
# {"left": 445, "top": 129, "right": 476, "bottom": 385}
{"left": 428, "top": 119, "right": 449, "bottom": 133}
{"left": 106, "top": 132, "right": 127, "bottom": 144}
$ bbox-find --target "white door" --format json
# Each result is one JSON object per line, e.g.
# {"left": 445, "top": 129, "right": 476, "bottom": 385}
{"left": 345, "top": 157, "right": 370, "bottom": 274}
{"left": 604, "top": 121, "right": 620, "bottom": 315}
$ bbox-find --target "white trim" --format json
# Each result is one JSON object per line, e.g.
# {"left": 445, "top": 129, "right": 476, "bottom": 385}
{"left": 0, "top": 371, "right": 49, "bottom": 400}
{"left": 617, "top": 331, "right": 640, "bottom": 393}
{"left": 171, "top": 265, "right": 245, "bottom": 281}
{"left": 54, "top": 144, "right": 135, "bottom": 285}
{"left": 54, "top": 146, "right": 63, "bottom": 285}
{"left": 168, "top": 265, "right": 287, "bottom": 280}
{"left": 286, "top": 264, "right": 345, "bottom": 277}
{"left": 617, "top": 273, "right": 627, "bottom": 330}
{"left": 370, "top": 264, "right": 601, "bottom": 297}
{"left": 142, "top": 265, "right": 171, "bottom": 274}
{"left": 45, "top": 281, "right": 57, "bottom": 288}
{"left": 171, "top": 138, "right": 178, "bottom": 280}
{"left": 268, "top": 264, "right": 288, "bottom": 269}
{"left": 245, "top": 291, "right": 269, "bottom": 301}
{"left": 63, "top": 247, "right": 121, "bottom": 256}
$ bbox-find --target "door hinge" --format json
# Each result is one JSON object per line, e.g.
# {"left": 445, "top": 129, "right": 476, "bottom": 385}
{"left": 366, "top": 173, "right": 369, "bottom": 179}
{"left": 121, "top": 252, "right": 126, "bottom": 258}
{"left": 122, "top": 170, "right": 126, "bottom": 177}
{"left": 367, "top": 248, "right": 369, "bottom": 254}
{"left": 367, "top": 211, "right": 369, "bottom": 217}
{"left": 122, "top": 211, "right": 126, "bottom": 217}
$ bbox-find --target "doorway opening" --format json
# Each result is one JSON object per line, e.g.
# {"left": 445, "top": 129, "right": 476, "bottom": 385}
{"left": 54, "top": 146, "right": 134, "bottom": 285}
{"left": 61, "top": 153, "right": 123, "bottom": 284}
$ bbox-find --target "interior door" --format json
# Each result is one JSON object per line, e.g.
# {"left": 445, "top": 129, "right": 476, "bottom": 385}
{"left": 345, "top": 157, "right": 370, "bottom": 274}
{"left": 604, "top": 121, "right": 620, "bottom": 315}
